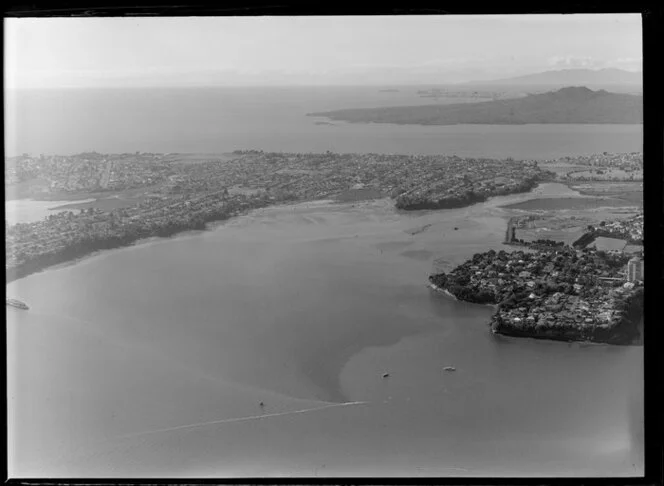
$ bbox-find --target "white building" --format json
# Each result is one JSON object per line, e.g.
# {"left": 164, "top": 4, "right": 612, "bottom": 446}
{"left": 627, "top": 257, "right": 644, "bottom": 283}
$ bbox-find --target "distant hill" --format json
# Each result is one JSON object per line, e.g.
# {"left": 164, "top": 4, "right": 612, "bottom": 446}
{"left": 464, "top": 68, "right": 642, "bottom": 88}
{"left": 308, "top": 86, "right": 643, "bottom": 125}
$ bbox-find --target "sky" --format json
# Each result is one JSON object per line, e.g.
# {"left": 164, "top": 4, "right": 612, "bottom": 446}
{"left": 4, "top": 14, "right": 642, "bottom": 88}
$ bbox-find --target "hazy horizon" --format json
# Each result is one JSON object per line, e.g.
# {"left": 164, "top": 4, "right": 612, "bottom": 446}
{"left": 5, "top": 14, "right": 642, "bottom": 89}
{"left": 2, "top": 72, "right": 645, "bottom": 92}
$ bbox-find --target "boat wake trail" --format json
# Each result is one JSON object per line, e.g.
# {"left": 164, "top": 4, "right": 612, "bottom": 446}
{"left": 119, "top": 401, "right": 370, "bottom": 440}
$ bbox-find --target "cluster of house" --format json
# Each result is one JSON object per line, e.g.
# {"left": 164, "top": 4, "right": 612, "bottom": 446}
{"left": 8, "top": 150, "right": 556, "bottom": 211}
{"left": 570, "top": 212, "right": 644, "bottom": 255}
{"left": 9, "top": 151, "right": 640, "bottom": 206}
{"left": 5, "top": 190, "right": 270, "bottom": 275}
{"left": 4, "top": 156, "right": 26, "bottom": 185}
{"left": 3, "top": 150, "right": 562, "bottom": 279}
{"left": 504, "top": 211, "right": 644, "bottom": 258}
{"left": 190, "top": 152, "right": 552, "bottom": 206}
{"left": 431, "top": 246, "right": 643, "bottom": 331}
{"left": 535, "top": 151, "right": 642, "bottom": 183}
{"left": 493, "top": 282, "right": 640, "bottom": 334}
{"left": 551, "top": 152, "right": 642, "bottom": 170}
{"left": 230, "top": 151, "right": 430, "bottom": 198}
{"left": 5, "top": 210, "right": 95, "bottom": 268}
{"left": 592, "top": 213, "right": 643, "bottom": 243}
{"left": 104, "top": 156, "right": 174, "bottom": 191}
{"left": 4, "top": 152, "right": 172, "bottom": 195}
{"left": 394, "top": 160, "right": 548, "bottom": 209}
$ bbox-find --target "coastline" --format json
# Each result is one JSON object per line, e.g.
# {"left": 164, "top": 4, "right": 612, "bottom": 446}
{"left": 490, "top": 309, "right": 643, "bottom": 346}
{"left": 6, "top": 227, "right": 210, "bottom": 285}
{"left": 427, "top": 282, "right": 457, "bottom": 301}
{"left": 428, "top": 249, "right": 643, "bottom": 346}
{"left": 427, "top": 282, "right": 497, "bottom": 309}
{"left": 5, "top": 203, "right": 267, "bottom": 285}
{"left": 6, "top": 196, "right": 387, "bottom": 285}
{"left": 6, "top": 180, "right": 541, "bottom": 285}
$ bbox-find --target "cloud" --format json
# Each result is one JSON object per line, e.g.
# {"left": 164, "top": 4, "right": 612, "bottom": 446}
{"left": 547, "top": 55, "right": 601, "bottom": 69}
{"left": 418, "top": 57, "right": 486, "bottom": 67}
{"left": 547, "top": 55, "right": 642, "bottom": 72}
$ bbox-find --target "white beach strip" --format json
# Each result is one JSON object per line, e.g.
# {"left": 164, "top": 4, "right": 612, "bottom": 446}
{"left": 119, "top": 401, "right": 370, "bottom": 440}
{"left": 427, "top": 282, "right": 458, "bottom": 301}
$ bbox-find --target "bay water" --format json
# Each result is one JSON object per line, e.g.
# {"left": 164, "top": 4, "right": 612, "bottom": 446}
{"left": 6, "top": 186, "right": 643, "bottom": 477}
{"left": 5, "top": 87, "right": 642, "bottom": 158}
{"left": 5, "top": 86, "right": 644, "bottom": 476}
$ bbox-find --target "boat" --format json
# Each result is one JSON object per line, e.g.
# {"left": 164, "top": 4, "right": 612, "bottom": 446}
{"left": 443, "top": 366, "right": 456, "bottom": 372}
{"left": 6, "top": 298, "right": 29, "bottom": 310}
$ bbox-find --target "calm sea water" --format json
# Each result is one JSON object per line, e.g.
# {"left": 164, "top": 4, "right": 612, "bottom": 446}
{"left": 6, "top": 186, "right": 643, "bottom": 477}
{"left": 5, "top": 199, "right": 96, "bottom": 225}
{"left": 5, "top": 87, "right": 642, "bottom": 158}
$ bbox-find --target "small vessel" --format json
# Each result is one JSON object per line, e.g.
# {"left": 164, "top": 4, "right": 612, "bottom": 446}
{"left": 6, "top": 298, "right": 29, "bottom": 310}
{"left": 443, "top": 366, "right": 456, "bottom": 372}
{"left": 382, "top": 373, "right": 390, "bottom": 378}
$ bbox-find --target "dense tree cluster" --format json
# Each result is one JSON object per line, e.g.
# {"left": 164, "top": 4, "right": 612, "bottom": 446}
{"left": 429, "top": 248, "right": 642, "bottom": 344}
{"left": 6, "top": 192, "right": 272, "bottom": 283}
{"left": 532, "top": 239, "right": 565, "bottom": 248}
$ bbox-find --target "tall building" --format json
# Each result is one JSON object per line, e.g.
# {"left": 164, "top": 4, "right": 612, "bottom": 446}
{"left": 627, "top": 257, "right": 644, "bottom": 283}
{"left": 505, "top": 219, "right": 516, "bottom": 243}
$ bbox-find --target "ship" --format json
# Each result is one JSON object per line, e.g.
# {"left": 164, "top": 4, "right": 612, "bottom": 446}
{"left": 6, "top": 298, "right": 29, "bottom": 310}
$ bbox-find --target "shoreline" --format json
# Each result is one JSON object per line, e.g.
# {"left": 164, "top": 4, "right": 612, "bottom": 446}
{"left": 6, "top": 176, "right": 636, "bottom": 288}
{"left": 427, "top": 282, "right": 497, "bottom": 309}
{"left": 6, "top": 226, "right": 211, "bottom": 286}
{"left": 308, "top": 118, "right": 644, "bottom": 127}
{"left": 6, "top": 181, "right": 541, "bottom": 285}
{"left": 6, "top": 203, "right": 272, "bottom": 285}
{"left": 428, "top": 248, "right": 643, "bottom": 346}
{"left": 6, "top": 196, "right": 389, "bottom": 286}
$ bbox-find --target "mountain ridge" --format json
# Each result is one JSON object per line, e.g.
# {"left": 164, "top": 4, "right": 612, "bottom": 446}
{"left": 462, "top": 68, "right": 642, "bottom": 87}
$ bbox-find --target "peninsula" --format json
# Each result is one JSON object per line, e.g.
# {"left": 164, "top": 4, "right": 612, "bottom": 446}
{"left": 6, "top": 150, "right": 555, "bottom": 283}
{"left": 394, "top": 159, "right": 546, "bottom": 210}
{"left": 308, "top": 87, "right": 643, "bottom": 125}
{"left": 429, "top": 247, "right": 643, "bottom": 345}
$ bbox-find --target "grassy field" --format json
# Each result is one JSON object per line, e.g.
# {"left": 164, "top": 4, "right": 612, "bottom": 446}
{"left": 516, "top": 227, "right": 585, "bottom": 245}
{"left": 503, "top": 196, "right": 638, "bottom": 211}
{"left": 539, "top": 162, "right": 589, "bottom": 177}
{"left": 566, "top": 168, "right": 640, "bottom": 180}
{"left": 568, "top": 181, "right": 643, "bottom": 206}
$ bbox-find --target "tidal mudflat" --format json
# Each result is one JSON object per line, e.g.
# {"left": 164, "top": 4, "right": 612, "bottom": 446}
{"left": 7, "top": 187, "right": 643, "bottom": 477}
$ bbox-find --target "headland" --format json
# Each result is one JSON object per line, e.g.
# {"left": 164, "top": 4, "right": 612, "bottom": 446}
{"left": 429, "top": 247, "right": 643, "bottom": 345}
{"left": 308, "top": 87, "right": 643, "bottom": 125}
